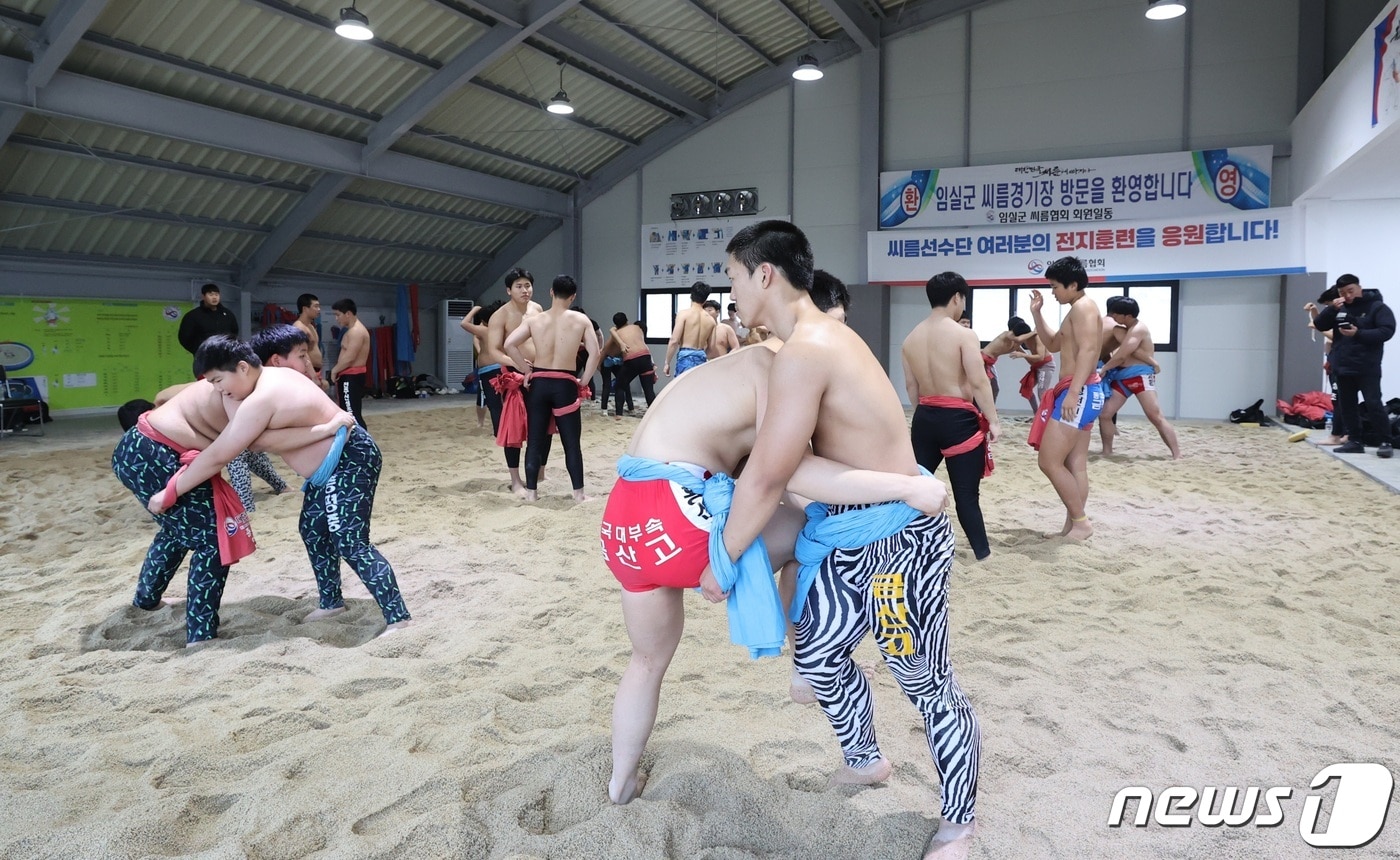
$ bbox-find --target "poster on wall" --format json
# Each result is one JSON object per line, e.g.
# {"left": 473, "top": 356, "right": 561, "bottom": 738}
{"left": 641, "top": 215, "right": 785, "bottom": 289}
{"left": 879, "top": 147, "right": 1273, "bottom": 230}
{"left": 867, "top": 208, "right": 1303, "bottom": 286}
{"left": 0, "top": 296, "right": 191, "bottom": 411}
{"left": 1373, "top": 4, "right": 1400, "bottom": 127}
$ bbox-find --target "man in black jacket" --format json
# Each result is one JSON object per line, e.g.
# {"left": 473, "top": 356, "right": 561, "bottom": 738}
{"left": 1313, "top": 274, "right": 1396, "bottom": 458}
{"left": 178, "top": 284, "right": 239, "bottom": 366}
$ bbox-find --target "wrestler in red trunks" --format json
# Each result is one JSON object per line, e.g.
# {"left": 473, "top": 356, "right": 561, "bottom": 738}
{"left": 600, "top": 474, "right": 713, "bottom": 591}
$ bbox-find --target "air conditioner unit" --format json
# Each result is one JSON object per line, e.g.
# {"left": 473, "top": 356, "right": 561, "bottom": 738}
{"left": 441, "top": 299, "right": 476, "bottom": 391}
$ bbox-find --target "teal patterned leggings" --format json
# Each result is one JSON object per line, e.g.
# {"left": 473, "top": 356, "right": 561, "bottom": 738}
{"left": 300, "top": 427, "right": 410, "bottom": 625}
{"left": 111, "top": 428, "right": 230, "bottom": 644}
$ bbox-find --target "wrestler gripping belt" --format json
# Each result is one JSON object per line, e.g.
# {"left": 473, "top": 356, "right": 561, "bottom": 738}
{"left": 477, "top": 363, "right": 521, "bottom": 470}
{"left": 981, "top": 352, "right": 999, "bottom": 400}
{"left": 111, "top": 415, "right": 255, "bottom": 644}
{"left": 524, "top": 370, "right": 589, "bottom": 492}
{"left": 299, "top": 425, "right": 411, "bottom": 626}
{"left": 1018, "top": 357, "right": 1055, "bottom": 406}
{"left": 911, "top": 395, "right": 994, "bottom": 560}
{"left": 492, "top": 368, "right": 551, "bottom": 470}
{"left": 616, "top": 349, "right": 657, "bottom": 415}
{"left": 1102, "top": 364, "right": 1156, "bottom": 399}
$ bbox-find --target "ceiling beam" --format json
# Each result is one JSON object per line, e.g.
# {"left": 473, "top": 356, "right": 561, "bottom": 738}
{"left": 526, "top": 30, "right": 709, "bottom": 119}
{"left": 241, "top": 0, "right": 578, "bottom": 288}
{"left": 770, "top": 0, "right": 821, "bottom": 42}
{"left": 815, "top": 0, "right": 880, "bottom": 51}
{"left": 0, "top": 0, "right": 111, "bottom": 149}
{"left": 678, "top": 0, "right": 776, "bottom": 66}
{"left": 471, "top": 79, "right": 641, "bottom": 146}
{"left": 0, "top": 54, "right": 569, "bottom": 216}
{"left": 299, "top": 231, "right": 492, "bottom": 261}
{"left": 0, "top": 191, "right": 268, "bottom": 232}
{"left": 461, "top": 215, "right": 563, "bottom": 297}
{"left": 364, "top": 0, "right": 581, "bottom": 159}
{"left": 577, "top": 2, "right": 720, "bottom": 90}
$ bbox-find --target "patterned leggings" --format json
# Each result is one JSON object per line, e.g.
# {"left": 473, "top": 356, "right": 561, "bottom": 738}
{"left": 111, "top": 428, "right": 230, "bottom": 644}
{"left": 794, "top": 511, "right": 980, "bottom": 824}
{"left": 300, "top": 427, "right": 410, "bottom": 625}
{"left": 227, "top": 450, "right": 287, "bottom": 512}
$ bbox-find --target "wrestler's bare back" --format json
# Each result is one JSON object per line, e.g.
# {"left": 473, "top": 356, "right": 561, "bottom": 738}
{"left": 626, "top": 346, "right": 766, "bottom": 473}
{"left": 612, "top": 324, "right": 647, "bottom": 355}
{"left": 520, "top": 308, "right": 593, "bottom": 370}
{"left": 903, "top": 316, "right": 984, "bottom": 402}
{"left": 145, "top": 381, "right": 229, "bottom": 450}
{"left": 673, "top": 305, "right": 716, "bottom": 350}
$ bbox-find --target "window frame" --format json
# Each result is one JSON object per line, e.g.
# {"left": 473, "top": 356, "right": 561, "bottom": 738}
{"left": 640, "top": 287, "right": 732, "bottom": 345}
{"left": 965, "top": 279, "right": 1179, "bottom": 351}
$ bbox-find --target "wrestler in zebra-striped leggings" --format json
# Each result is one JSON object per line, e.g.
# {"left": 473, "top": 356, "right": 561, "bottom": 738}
{"left": 794, "top": 509, "right": 980, "bottom": 825}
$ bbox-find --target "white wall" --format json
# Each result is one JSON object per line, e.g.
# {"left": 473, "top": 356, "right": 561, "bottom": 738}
{"left": 577, "top": 0, "right": 1302, "bottom": 415}
{"left": 1302, "top": 197, "right": 1400, "bottom": 395}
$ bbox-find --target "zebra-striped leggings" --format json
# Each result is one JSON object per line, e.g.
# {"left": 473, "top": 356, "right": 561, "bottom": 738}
{"left": 793, "top": 510, "right": 980, "bottom": 825}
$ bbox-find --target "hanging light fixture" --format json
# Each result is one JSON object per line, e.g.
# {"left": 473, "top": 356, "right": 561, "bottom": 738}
{"left": 546, "top": 59, "right": 574, "bottom": 115}
{"left": 1145, "top": 0, "right": 1186, "bottom": 20}
{"left": 792, "top": 54, "right": 823, "bottom": 82}
{"left": 335, "top": 2, "right": 374, "bottom": 40}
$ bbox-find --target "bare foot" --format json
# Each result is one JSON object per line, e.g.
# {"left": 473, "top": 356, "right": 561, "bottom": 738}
{"left": 161, "top": 597, "right": 186, "bottom": 607}
{"left": 924, "top": 821, "right": 976, "bottom": 859}
{"left": 572, "top": 490, "right": 594, "bottom": 502}
{"left": 1044, "top": 515, "right": 1072, "bottom": 539}
{"left": 789, "top": 670, "right": 818, "bottom": 704}
{"left": 522, "top": 489, "right": 539, "bottom": 502}
{"left": 1319, "top": 435, "right": 1347, "bottom": 446}
{"left": 380, "top": 619, "right": 412, "bottom": 636}
{"left": 1065, "top": 517, "right": 1094, "bottom": 541}
{"left": 511, "top": 482, "right": 530, "bottom": 499}
{"left": 305, "top": 606, "right": 347, "bottom": 621}
{"left": 831, "top": 757, "right": 892, "bottom": 786}
{"left": 609, "top": 769, "right": 648, "bottom": 804}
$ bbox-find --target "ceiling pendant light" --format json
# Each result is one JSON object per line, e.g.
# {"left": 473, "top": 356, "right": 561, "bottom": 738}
{"left": 792, "top": 53, "right": 823, "bottom": 82}
{"left": 546, "top": 59, "right": 574, "bottom": 115}
{"left": 335, "top": 3, "right": 374, "bottom": 40}
{"left": 1145, "top": 0, "right": 1186, "bottom": 20}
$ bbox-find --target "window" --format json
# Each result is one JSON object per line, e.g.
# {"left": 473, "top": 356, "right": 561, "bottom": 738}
{"left": 640, "top": 288, "right": 732, "bottom": 344}
{"left": 966, "top": 280, "right": 1178, "bottom": 351}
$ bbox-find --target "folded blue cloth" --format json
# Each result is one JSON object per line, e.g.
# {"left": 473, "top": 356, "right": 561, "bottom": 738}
{"left": 789, "top": 476, "right": 931, "bottom": 622}
{"left": 616, "top": 454, "right": 784, "bottom": 659}
{"left": 302, "top": 426, "right": 349, "bottom": 492}
{"left": 1102, "top": 363, "right": 1155, "bottom": 382}
{"left": 476, "top": 363, "right": 502, "bottom": 375}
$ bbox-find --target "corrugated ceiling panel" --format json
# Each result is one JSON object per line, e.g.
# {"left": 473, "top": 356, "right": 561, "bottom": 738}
{"left": 420, "top": 86, "right": 623, "bottom": 177}
{"left": 553, "top": 7, "right": 719, "bottom": 101}
{"left": 64, "top": 44, "right": 369, "bottom": 141}
{"left": 705, "top": 0, "right": 811, "bottom": 58}
{"left": 391, "top": 135, "right": 578, "bottom": 192}
{"left": 91, "top": 0, "right": 445, "bottom": 118}
{"left": 309, "top": 200, "right": 516, "bottom": 255}
{"left": 342, "top": 179, "right": 535, "bottom": 228}
{"left": 0, "top": 147, "right": 297, "bottom": 226}
{"left": 481, "top": 44, "right": 673, "bottom": 141}
{"left": 0, "top": 203, "right": 260, "bottom": 264}
{"left": 279, "top": 237, "right": 477, "bottom": 283}
{"left": 590, "top": 0, "right": 769, "bottom": 88}
{"left": 14, "top": 116, "right": 321, "bottom": 188}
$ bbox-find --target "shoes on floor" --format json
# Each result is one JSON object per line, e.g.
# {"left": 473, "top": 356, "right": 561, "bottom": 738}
{"left": 1378, "top": 443, "right": 1394, "bottom": 459}
{"left": 1335, "top": 440, "right": 1366, "bottom": 454}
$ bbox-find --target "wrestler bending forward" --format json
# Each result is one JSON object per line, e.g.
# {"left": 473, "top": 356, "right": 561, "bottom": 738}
{"left": 603, "top": 342, "right": 949, "bottom": 807}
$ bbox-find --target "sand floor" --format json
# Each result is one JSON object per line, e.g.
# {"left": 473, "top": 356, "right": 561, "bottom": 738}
{"left": 1, "top": 402, "right": 1397, "bottom": 859}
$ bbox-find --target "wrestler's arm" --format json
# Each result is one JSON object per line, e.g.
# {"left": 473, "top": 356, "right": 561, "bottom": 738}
{"left": 459, "top": 306, "right": 488, "bottom": 339}
{"left": 579, "top": 318, "right": 602, "bottom": 384}
{"left": 787, "top": 455, "right": 947, "bottom": 516}
{"left": 153, "top": 392, "right": 278, "bottom": 508}
{"left": 1101, "top": 327, "right": 1142, "bottom": 371}
{"left": 1029, "top": 291, "right": 1061, "bottom": 351}
{"left": 503, "top": 319, "right": 533, "bottom": 382}
{"left": 962, "top": 333, "right": 1000, "bottom": 441}
{"left": 254, "top": 410, "right": 356, "bottom": 451}
{"left": 900, "top": 348, "right": 919, "bottom": 406}
{"left": 329, "top": 327, "right": 361, "bottom": 381}
{"left": 664, "top": 314, "right": 683, "bottom": 376}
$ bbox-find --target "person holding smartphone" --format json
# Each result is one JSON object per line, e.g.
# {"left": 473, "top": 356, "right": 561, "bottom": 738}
{"left": 1312, "top": 274, "right": 1396, "bottom": 458}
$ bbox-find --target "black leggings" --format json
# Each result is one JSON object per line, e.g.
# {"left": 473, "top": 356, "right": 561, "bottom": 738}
{"left": 600, "top": 362, "right": 630, "bottom": 411}
{"left": 525, "top": 372, "right": 583, "bottom": 490}
{"left": 337, "top": 373, "right": 366, "bottom": 428}
{"left": 616, "top": 354, "right": 656, "bottom": 415}
{"left": 911, "top": 404, "right": 990, "bottom": 560}
{"left": 478, "top": 366, "right": 520, "bottom": 469}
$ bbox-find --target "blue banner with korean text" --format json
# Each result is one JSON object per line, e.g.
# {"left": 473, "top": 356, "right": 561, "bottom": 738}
{"left": 879, "top": 147, "right": 1272, "bottom": 229}
{"left": 867, "top": 208, "right": 1302, "bottom": 286}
